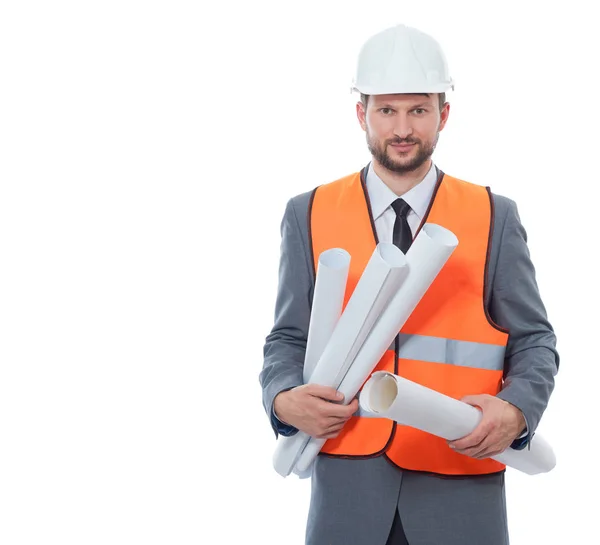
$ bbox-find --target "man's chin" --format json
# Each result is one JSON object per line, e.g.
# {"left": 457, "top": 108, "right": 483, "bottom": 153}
{"left": 382, "top": 156, "right": 422, "bottom": 174}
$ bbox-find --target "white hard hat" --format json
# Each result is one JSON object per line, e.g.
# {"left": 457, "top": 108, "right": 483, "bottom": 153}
{"left": 351, "top": 24, "right": 454, "bottom": 95}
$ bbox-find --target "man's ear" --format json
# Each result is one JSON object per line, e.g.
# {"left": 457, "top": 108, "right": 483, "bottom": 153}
{"left": 356, "top": 101, "right": 367, "bottom": 131}
{"left": 438, "top": 101, "right": 450, "bottom": 132}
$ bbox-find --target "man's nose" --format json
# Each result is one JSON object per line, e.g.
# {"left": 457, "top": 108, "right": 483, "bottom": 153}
{"left": 393, "top": 115, "right": 414, "bottom": 139}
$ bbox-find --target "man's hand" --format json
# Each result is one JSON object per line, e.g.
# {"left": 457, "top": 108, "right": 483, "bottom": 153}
{"left": 273, "top": 384, "right": 359, "bottom": 439}
{"left": 447, "top": 394, "right": 526, "bottom": 459}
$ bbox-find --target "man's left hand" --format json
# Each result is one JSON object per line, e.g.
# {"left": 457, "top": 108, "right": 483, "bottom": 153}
{"left": 447, "top": 394, "right": 526, "bottom": 460}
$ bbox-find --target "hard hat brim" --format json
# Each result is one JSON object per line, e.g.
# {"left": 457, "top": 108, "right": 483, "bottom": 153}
{"left": 352, "top": 82, "right": 454, "bottom": 95}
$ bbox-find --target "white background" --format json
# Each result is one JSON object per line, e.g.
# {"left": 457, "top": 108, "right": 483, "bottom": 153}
{"left": 0, "top": 1, "right": 597, "bottom": 543}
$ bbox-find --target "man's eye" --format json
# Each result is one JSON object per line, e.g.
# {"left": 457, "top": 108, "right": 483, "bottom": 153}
{"left": 414, "top": 108, "right": 426, "bottom": 114}
{"left": 380, "top": 108, "right": 393, "bottom": 115}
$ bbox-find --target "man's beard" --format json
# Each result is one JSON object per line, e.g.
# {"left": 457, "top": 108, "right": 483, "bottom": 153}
{"left": 367, "top": 131, "right": 439, "bottom": 174}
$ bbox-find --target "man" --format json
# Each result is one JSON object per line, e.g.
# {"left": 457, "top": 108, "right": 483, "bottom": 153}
{"left": 259, "top": 24, "right": 558, "bottom": 545}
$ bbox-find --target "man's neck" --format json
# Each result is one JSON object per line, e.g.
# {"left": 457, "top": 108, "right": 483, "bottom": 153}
{"left": 372, "top": 158, "right": 432, "bottom": 197}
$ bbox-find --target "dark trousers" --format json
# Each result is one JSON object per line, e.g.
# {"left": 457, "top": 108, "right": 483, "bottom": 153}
{"left": 386, "top": 510, "right": 409, "bottom": 545}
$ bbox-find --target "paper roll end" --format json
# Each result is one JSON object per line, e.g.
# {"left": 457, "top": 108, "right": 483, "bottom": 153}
{"left": 272, "top": 445, "right": 295, "bottom": 478}
{"left": 272, "top": 456, "right": 292, "bottom": 478}
{"left": 421, "top": 223, "right": 459, "bottom": 248}
{"left": 360, "top": 371, "right": 398, "bottom": 414}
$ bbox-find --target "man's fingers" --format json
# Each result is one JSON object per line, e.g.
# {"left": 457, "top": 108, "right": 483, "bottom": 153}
{"left": 449, "top": 431, "right": 486, "bottom": 451}
{"left": 325, "top": 415, "right": 349, "bottom": 423}
{"left": 316, "top": 397, "right": 358, "bottom": 418}
{"left": 481, "top": 448, "right": 505, "bottom": 459}
{"left": 325, "top": 421, "right": 346, "bottom": 433}
{"left": 454, "top": 430, "right": 510, "bottom": 459}
{"left": 449, "top": 421, "right": 490, "bottom": 450}
{"left": 305, "top": 384, "right": 344, "bottom": 402}
{"left": 316, "top": 422, "right": 345, "bottom": 439}
{"left": 470, "top": 438, "right": 508, "bottom": 459}
{"left": 318, "top": 432, "right": 340, "bottom": 439}
{"left": 473, "top": 450, "right": 497, "bottom": 460}
{"left": 345, "top": 398, "right": 360, "bottom": 415}
{"left": 457, "top": 437, "right": 493, "bottom": 458}
{"left": 315, "top": 404, "right": 359, "bottom": 438}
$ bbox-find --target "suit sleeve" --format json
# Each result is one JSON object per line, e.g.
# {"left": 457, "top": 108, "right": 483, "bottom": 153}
{"left": 490, "top": 199, "right": 559, "bottom": 449}
{"left": 259, "top": 197, "right": 314, "bottom": 438}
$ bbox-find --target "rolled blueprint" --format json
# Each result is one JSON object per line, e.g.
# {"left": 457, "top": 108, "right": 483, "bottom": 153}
{"left": 273, "top": 242, "right": 409, "bottom": 477}
{"left": 358, "top": 371, "right": 556, "bottom": 475}
{"left": 294, "top": 224, "right": 458, "bottom": 474}
{"left": 303, "top": 249, "right": 351, "bottom": 382}
{"left": 272, "top": 249, "right": 350, "bottom": 478}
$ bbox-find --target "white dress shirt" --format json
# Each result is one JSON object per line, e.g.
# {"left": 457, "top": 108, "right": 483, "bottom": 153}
{"left": 365, "top": 160, "right": 438, "bottom": 242}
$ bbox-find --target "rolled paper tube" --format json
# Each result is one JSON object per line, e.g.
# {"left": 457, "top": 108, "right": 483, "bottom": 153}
{"left": 273, "top": 249, "right": 350, "bottom": 479}
{"left": 303, "top": 249, "right": 351, "bottom": 383}
{"left": 358, "top": 371, "right": 556, "bottom": 475}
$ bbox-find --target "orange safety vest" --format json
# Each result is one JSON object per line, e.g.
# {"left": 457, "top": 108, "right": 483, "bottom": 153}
{"left": 309, "top": 167, "right": 509, "bottom": 476}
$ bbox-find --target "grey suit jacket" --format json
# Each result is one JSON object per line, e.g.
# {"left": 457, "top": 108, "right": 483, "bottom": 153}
{"left": 259, "top": 167, "right": 559, "bottom": 545}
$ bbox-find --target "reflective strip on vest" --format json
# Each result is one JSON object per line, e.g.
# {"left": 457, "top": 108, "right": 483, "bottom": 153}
{"left": 387, "top": 333, "right": 505, "bottom": 371}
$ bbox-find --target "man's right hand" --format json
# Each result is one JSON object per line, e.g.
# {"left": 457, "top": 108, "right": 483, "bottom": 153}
{"left": 273, "top": 384, "right": 359, "bottom": 439}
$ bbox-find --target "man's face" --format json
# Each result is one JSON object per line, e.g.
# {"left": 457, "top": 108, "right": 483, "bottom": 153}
{"left": 357, "top": 94, "right": 450, "bottom": 174}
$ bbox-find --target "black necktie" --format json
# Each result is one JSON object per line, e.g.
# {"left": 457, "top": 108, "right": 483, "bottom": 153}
{"left": 391, "top": 198, "right": 412, "bottom": 253}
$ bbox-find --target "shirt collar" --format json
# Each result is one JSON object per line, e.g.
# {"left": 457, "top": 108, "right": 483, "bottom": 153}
{"left": 365, "top": 161, "right": 439, "bottom": 222}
